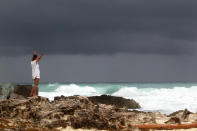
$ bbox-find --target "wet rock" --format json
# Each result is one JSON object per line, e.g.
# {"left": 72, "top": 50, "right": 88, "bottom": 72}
{"left": 88, "top": 95, "right": 141, "bottom": 109}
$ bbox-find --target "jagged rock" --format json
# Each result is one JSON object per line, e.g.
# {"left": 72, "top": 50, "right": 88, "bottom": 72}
{"left": 0, "top": 95, "right": 141, "bottom": 130}
{"left": 0, "top": 96, "right": 50, "bottom": 119}
{"left": 182, "top": 109, "right": 192, "bottom": 119}
{"left": 88, "top": 95, "right": 141, "bottom": 109}
{"left": 13, "top": 85, "right": 33, "bottom": 98}
{"left": 0, "top": 95, "right": 196, "bottom": 130}
{"left": 168, "top": 109, "right": 193, "bottom": 123}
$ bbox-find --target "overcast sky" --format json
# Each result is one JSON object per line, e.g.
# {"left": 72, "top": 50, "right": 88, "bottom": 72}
{"left": 1, "top": 0, "right": 197, "bottom": 83}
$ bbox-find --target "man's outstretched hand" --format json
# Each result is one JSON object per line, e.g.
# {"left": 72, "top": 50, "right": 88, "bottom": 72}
{"left": 33, "top": 51, "right": 37, "bottom": 55}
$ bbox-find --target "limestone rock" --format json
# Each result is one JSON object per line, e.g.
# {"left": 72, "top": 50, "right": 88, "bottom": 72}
{"left": 0, "top": 95, "right": 196, "bottom": 130}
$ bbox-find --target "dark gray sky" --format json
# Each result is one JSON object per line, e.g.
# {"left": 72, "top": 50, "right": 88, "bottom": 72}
{"left": 0, "top": 0, "right": 197, "bottom": 83}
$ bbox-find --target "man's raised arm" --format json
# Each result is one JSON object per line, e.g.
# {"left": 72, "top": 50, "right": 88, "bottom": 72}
{"left": 36, "top": 53, "right": 44, "bottom": 62}
{"left": 33, "top": 50, "right": 37, "bottom": 55}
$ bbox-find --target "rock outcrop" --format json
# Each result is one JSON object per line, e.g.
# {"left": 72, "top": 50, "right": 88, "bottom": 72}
{"left": 0, "top": 95, "right": 156, "bottom": 130}
{"left": 13, "top": 85, "right": 33, "bottom": 98}
{"left": 88, "top": 95, "right": 141, "bottom": 109}
{"left": 168, "top": 109, "right": 196, "bottom": 123}
{"left": 0, "top": 95, "right": 197, "bottom": 130}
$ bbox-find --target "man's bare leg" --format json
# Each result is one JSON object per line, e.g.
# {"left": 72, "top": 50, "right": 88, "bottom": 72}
{"left": 33, "top": 78, "right": 40, "bottom": 96}
{"left": 30, "top": 79, "right": 36, "bottom": 96}
{"left": 30, "top": 78, "right": 40, "bottom": 97}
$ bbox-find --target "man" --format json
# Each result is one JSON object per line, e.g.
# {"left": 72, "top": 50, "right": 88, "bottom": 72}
{"left": 30, "top": 51, "right": 44, "bottom": 96}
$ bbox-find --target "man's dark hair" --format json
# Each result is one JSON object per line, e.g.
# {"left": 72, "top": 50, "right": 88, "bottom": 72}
{"left": 32, "top": 54, "right": 38, "bottom": 61}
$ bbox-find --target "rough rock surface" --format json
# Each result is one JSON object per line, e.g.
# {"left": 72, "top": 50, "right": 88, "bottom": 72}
{"left": 0, "top": 95, "right": 197, "bottom": 130}
{"left": 88, "top": 95, "right": 141, "bottom": 109}
{"left": 168, "top": 109, "right": 196, "bottom": 123}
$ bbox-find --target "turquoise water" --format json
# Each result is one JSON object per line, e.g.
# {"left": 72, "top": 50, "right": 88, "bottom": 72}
{"left": 37, "top": 82, "right": 197, "bottom": 114}
{"left": 39, "top": 82, "right": 197, "bottom": 93}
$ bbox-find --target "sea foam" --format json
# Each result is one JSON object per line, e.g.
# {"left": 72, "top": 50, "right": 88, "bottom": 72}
{"left": 39, "top": 84, "right": 99, "bottom": 100}
{"left": 39, "top": 83, "right": 197, "bottom": 114}
{"left": 112, "top": 86, "right": 197, "bottom": 114}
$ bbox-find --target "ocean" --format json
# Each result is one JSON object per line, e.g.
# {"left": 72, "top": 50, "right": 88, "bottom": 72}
{"left": 38, "top": 82, "right": 197, "bottom": 114}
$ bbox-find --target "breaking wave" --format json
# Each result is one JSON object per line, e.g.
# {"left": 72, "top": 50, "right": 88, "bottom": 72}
{"left": 39, "top": 83, "right": 197, "bottom": 114}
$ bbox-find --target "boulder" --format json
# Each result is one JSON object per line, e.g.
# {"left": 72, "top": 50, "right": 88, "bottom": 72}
{"left": 13, "top": 85, "right": 33, "bottom": 98}
{"left": 88, "top": 95, "right": 141, "bottom": 109}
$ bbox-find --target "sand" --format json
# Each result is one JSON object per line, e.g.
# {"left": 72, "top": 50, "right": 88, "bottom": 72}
{"left": 156, "top": 129, "right": 197, "bottom": 131}
{"left": 57, "top": 127, "right": 106, "bottom": 131}
{"left": 58, "top": 126, "right": 197, "bottom": 131}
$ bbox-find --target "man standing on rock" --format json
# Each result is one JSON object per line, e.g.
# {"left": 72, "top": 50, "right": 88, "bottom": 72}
{"left": 30, "top": 51, "right": 44, "bottom": 96}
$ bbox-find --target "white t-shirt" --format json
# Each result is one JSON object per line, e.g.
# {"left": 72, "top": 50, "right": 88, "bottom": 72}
{"left": 31, "top": 60, "right": 40, "bottom": 79}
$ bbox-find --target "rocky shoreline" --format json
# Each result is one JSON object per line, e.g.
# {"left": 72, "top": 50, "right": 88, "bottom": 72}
{"left": 0, "top": 84, "right": 197, "bottom": 130}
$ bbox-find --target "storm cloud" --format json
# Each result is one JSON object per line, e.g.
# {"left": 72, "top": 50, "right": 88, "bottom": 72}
{"left": 0, "top": 0, "right": 197, "bottom": 56}
{"left": 1, "top": 0, "right": 197, "bottom": 83}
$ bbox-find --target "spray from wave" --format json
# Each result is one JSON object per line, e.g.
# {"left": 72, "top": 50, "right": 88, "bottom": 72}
{"left": 39, "top": 83, "right": 197, "bottom": 114}
{"left": 112, "top": 86, "right": 197, "bottom": 114}
{"left": 40, "top": 84, "right": 100, "bottom": 100}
